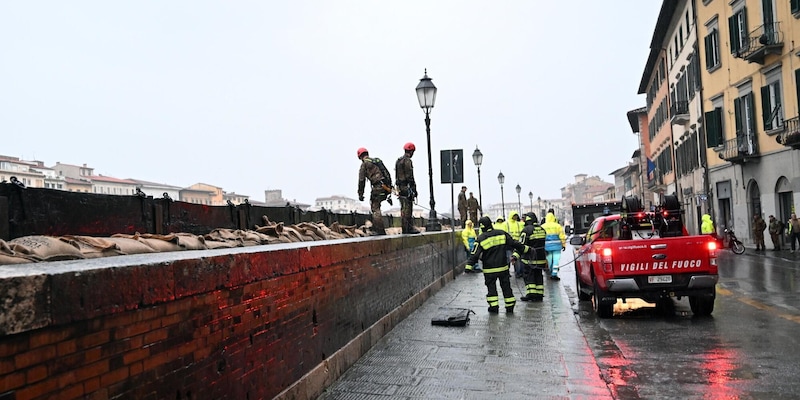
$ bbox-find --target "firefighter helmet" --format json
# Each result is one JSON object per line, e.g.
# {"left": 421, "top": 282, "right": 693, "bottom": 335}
{"left": 357, "top": 147, "right": 368, "bottom": 158}
{"left": 525, "top": 212, "right": 538, "bottom": 223}
{"left": 403, "top": 142, "right": 416, "bottom": 152}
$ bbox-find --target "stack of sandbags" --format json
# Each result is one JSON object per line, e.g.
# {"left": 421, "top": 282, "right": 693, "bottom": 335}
{"left": 0, "top": 216, "right": 378, "bottom": 266}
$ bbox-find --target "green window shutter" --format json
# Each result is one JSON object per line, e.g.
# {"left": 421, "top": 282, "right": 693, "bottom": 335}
{"left": 704, "top": 35, "right": 712, "bottom": 69}
{"left": 705, "top": 109, "right": 721, "bottom": 147}
{"left": 734, "top": 97, "right": 743, "bottom": 136}
{"left": 747, "top": 93, "right": 756, "bottom": 133}
{"left": 761, "top": 85, "right": 772, "bottom": 130}
{"left": 793, "top": 0, "right": 800, "bottom": 14}
{"left": 762, "top": 0, "right": 773, "bottom": 25}
{"left": 795, "top": 69, "right": 800, "bottom": 113}
{"left": 703, "top": 111, "right": 714, "bottom": 147}
{"left": 729, "top": 15, "right": 739, "bottom": 54}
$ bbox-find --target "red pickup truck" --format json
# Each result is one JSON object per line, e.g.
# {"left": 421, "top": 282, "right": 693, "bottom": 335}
{"left": 569, "top": 195, "right": 719, "bottom": 318}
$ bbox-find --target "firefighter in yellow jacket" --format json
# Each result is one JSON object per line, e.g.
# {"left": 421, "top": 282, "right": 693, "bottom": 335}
{"left": 465, "top": 216, "right": 529, "bottom": 313}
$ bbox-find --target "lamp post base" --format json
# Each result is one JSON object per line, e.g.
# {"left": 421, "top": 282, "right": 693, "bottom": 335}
{"left": 426, "top": 210, "right": 441, "bottom": 232}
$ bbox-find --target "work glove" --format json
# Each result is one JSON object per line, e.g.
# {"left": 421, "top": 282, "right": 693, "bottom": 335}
{"left": 359, "top": 194, "right": 364, "bottom": 202}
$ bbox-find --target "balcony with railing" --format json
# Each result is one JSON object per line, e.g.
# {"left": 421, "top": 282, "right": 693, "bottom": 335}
{"left": 776, "top": 115, "right": 800, "bottom": 149}
{"left": 717, "top": 132, "right": 760, "bottom": 164}
{"left": 670, "top": 100, "right": 690, "bottom": 125}
{"left": 736, "top": 22, "right": 783, "bottom": 64}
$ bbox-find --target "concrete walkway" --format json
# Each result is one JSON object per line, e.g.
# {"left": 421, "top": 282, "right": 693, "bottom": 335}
{"left": 317, "top": 267, "right": 613, "bottom": 399}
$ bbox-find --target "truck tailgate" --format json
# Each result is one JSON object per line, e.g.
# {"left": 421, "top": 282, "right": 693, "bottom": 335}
{"left": 610, "top": 236, "right": 717, "bottom": 277}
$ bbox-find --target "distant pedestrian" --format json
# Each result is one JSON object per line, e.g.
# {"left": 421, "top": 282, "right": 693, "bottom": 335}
{"left": 357, "top": 147, "right": 392, "bottom": 236}
{"left": 518, "top": 212, "right": 546, "bottom": 302}
{"left": 768, "top": 215, "right": 782, "bottom": 251}
{"left": 465, "top": 216, "right": 529, "bottom": 314}
{"left": 395, "top": 143, "right": 420, "bottom": 234}
{"left": 752, "top": 214, "right": 767, "bottom": 251}
{"left": 788, "top": 214, "right": 800, "bottom": 253}
{"left": 541, "top": 211, "right": 566, "bottom": 280}
{"left": 467, "top": 192, "right": 481, "bottom": 223}
{"left": 701, "top": 214, "right": 715, "bottom": 236}
{"left": 457, "top": 186, "right": 468, "bottom": 227}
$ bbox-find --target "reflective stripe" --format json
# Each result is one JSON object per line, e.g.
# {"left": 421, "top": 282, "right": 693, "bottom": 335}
{"left": 479, "top": 234, "right": 507, "bottom": 249}
{"left": 521, "top": 259, "right": 547, "bottom": 265}
{"left": 482, "top": 265, "right": 510, "bottom": 274}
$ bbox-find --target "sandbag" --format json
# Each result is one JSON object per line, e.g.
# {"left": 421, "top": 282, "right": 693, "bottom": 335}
{"left": 106, "top": 236, "right": 158, "bottom": 254}
{"left": 174, "top": 233, "right": 208, "bottom": 250}
{"left": 62, "top": 235, "right": 125, "bottom": 259}
{"left": 8, "top": 236, "right": 85, "bottom": 261}
{"left": 0, "top": 239, "right": 38, "bottom": 265}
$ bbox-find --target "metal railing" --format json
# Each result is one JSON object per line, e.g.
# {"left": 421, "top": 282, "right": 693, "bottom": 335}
{"left": 718, "top": 132, "right": 759, "bottom": 161}
{"left": 670, "top": 100, "right": 689, "bottom": 117}
{"left": 737, "top": 22, "right": 783, "bottom": 60}
{"left": 778, "top": 115, "right": 800, "bottom": 148}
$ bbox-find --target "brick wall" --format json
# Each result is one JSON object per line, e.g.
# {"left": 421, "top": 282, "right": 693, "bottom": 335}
{"left": 0, "top": 232, "right": 464, "bottom": 400}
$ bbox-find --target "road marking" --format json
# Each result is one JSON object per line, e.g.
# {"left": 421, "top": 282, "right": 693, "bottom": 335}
{"left": 717, "top": 286, "right": 800, "bottom": 324}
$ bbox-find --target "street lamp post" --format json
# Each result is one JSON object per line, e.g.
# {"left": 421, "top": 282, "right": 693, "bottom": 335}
{"left": 497, "top": 172, "right": 505, "bottom": 219}
{"left": 416, "top": 69, "right": 440, "bottom": 231}
{"left": 472, "top": 146, "right": 484, "bottom": 218}
{"left": 515, "top": 184, "right": 521, "bottom": 215}
{"left": 537, "top": 196, "right": 542, "bottom": 216}
{"left": 528, "top": 191, "right": 533, "bottom": 214}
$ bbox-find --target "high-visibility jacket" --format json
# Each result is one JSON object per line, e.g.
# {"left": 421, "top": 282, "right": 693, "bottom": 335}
{"left": 701, "top": 214, "right": 715, "bottom": 235}
{"left": 466, "top": 228, "right": 529, "bottom": 274}
{"left": 541, "top": 212, "right": 566, "bottom": 252}
{"left": 493, "top": 217, "right": 507, "bottom": 232}
{"left": 462, "top": 221, "right": 477, "bottom": 252}
{"left": 506, "top": 211, "right": 524, "bottom": 241}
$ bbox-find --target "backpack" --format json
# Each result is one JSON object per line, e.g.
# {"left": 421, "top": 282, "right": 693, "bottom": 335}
{"left": 370, "top": 158, "right": 392, "bottom": 186}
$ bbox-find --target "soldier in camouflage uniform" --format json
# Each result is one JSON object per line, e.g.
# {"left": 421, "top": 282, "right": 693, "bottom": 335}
{"left": 395, "top": 143, "right": 420, "bottom": 234}
{"left": 357, "top": 147, "right": 391, "bottom": 235}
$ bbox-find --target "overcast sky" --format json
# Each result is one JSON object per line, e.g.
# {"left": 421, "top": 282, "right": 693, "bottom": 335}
{"left": 1, "top": 1, "right": 662, "bottom": 211}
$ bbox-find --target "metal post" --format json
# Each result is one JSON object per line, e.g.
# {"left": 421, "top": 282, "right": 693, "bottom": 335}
{"left": 425, "top": 111, "right": 440, "bottom": 231}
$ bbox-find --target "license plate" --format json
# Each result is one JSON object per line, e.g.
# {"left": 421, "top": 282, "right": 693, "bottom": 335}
{"left": 648, "top": 275, "right": 672, "bottom": 284}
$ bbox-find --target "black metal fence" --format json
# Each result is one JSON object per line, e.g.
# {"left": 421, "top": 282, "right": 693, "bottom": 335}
{"left": 0, "top": 183, "right": 435, "bottom": 240}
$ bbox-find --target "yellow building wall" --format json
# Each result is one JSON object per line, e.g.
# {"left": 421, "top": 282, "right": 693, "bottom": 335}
{"left": 698, "top": 0, "right": 800, "bottom": 168}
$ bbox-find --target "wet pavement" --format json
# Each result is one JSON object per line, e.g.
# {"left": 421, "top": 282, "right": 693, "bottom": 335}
{"left": 317, "top": 268, "right": 613, "bottom": 399}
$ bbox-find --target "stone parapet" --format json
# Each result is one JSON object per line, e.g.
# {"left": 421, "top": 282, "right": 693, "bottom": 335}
{"left": 0, "top": 232, "right": 464, "bottom": 400}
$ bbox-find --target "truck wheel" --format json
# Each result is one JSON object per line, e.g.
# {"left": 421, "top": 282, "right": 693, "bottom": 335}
{"left": 576, "top": 271, "right": 591, "bottom": 301}
{"left": 689, "top": 292, "right": 715, "bottom": 316}
{"left": 592, "top": 278, "right": 614, "bottom": 318}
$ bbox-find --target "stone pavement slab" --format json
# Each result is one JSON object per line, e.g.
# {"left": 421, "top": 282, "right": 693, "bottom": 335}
{"left": 317, "top": 270, "right": 613, "bottom": 399}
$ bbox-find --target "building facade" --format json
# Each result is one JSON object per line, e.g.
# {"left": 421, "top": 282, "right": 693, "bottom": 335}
{"left": 697, "top": 0, "right": 799, "bottom": 242}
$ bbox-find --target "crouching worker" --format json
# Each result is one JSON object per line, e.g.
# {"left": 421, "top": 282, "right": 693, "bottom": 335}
{"left": 465, "top": 216, "right": 529, "bottom": 314}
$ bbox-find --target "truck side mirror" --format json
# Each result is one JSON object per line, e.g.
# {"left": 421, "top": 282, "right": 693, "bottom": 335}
{"left": 569, "top": 235, "right": 585, "bottom": 246}
{"left": 564, "top": 225, "right": 572, "bottom": 235}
